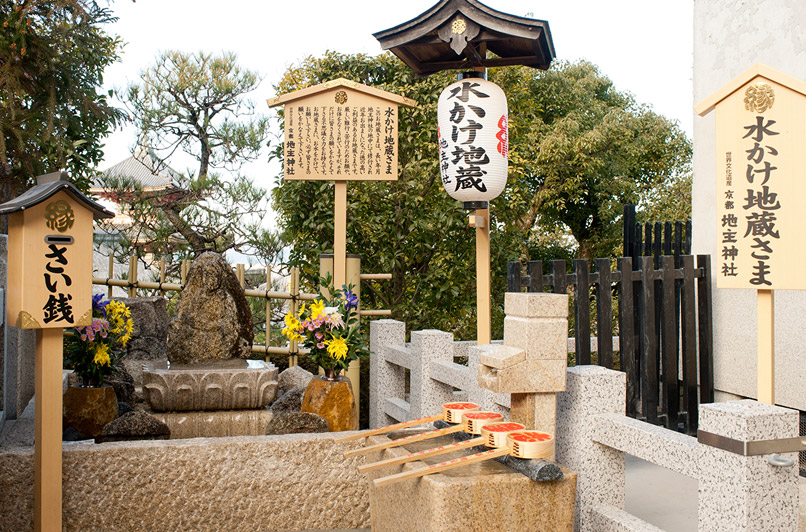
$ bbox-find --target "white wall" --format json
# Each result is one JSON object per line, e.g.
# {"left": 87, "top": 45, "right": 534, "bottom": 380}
{"left": 693, "top": 0, "right": 806, "bottom": 410}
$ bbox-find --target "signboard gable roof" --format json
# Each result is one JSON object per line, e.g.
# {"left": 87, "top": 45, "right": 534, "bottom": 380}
{"left": 695, "top": 62, "right": 806, "bottom": 116}
{"left": 267, "top": 78, "right": 417, "bottom": 108}
{"left": 0, "top": 177, "right": 113, "bottom": 219}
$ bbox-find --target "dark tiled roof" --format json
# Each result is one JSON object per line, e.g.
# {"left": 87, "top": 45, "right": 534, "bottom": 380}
{"left": 93, "top": 149, "right": 182, "bottom": 191}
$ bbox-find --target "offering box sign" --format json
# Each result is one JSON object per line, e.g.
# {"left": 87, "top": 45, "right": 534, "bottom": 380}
{"left": 696, "top": 64, "right": 806, "bottom": 290}
{"left": 0, "top": 179, "right": 113, "bottom": 329}
{"left": 268, "top": 78, "right": 417, "bottom": 181}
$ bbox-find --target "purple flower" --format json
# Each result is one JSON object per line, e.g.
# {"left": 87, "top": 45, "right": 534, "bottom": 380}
{"left": 315, "top": 332, "right": 323, "bottom": 340}
{"left": 317, "top": 342, "right": 325, "bottom": 349}
{"left": 344, "top": 290, "right": 359, "bottom": 311}
{"left": 92, "top": 294, "right": 110, "bottom": 317}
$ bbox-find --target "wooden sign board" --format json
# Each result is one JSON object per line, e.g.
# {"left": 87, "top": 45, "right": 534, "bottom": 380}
{"left": 6, "top": 190, "right": 94, "bottom": 328}
{"left": 696, "top": 64, "right": 806, "bottom": 290}
{"left": 267, "top": 78, "right": 416, "bottom": 181}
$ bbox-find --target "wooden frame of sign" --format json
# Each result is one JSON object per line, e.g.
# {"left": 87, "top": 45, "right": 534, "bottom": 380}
{"left": 267, "top": 78, "right": 416, "bottom": 288}
{"left": 0, "top": 174, "right": 113, "bottom": 532}
{"left": 695, "top": 63, "right": 806, "bottom": 404}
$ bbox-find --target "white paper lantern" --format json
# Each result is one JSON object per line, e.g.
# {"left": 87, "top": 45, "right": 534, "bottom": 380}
{"left": 437, "top": 75, "right": 508, "bottom": 204}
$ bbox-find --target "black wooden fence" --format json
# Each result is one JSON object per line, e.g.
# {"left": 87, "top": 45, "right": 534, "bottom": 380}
{"left": 507, "top": 256, "right": 713, "bottom": 434}
{"left": 623, "top": 204, "right": 692, "bottom": 260}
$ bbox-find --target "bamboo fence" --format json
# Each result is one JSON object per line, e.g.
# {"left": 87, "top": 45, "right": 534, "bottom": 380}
{"left": 92, "top": 255, "right": 391, "bottom": 367}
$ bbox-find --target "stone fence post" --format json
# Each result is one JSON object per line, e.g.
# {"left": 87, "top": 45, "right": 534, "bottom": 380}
{"left": 408, "top": 329, "right": 455, "bottom": 419}
{"left": 369, "top": 319, "right": 405, "bottom": 428}
{"left": 556, "top": 365, "right": 626, "bottom": 531}
{"left": 698, "top": 400, "right": 800, "bottom": 531}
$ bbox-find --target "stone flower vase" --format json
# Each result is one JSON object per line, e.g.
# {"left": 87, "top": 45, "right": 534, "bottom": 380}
{"left": 301, "top": 369, "right": 357, "bottom": 432}
{"left": 63, "top": 385, "right": 119, "bottom": 439}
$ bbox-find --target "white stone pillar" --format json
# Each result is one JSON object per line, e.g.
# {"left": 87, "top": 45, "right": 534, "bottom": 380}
{"left": 556, "top": 365, "right": 626, "bottom": 532}
{"left": 369, "top": 319, "right": 405, "bottom": 428}
{"left": 409, "top": 329, "right": 455, "bottom": 419}
{"left": 698, "top": 400, "right": 800, "bottom": 531}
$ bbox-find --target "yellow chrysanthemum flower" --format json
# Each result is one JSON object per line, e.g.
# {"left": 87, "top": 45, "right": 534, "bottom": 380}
{"left": 325, "top": 335, "right": 348, "bottom": 361}
{"left": 310, "top": 300, "right": 325, "bottom": 320}
{"left": 92, "top": 344, "right": 111, "bottom": 367}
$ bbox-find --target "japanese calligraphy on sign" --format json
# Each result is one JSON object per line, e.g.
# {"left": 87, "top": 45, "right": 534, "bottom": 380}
{"left": 696, "top": 64, "right": 806, "bottom": 290}
{"left": 2, "top": 188, "right": 97, "bottom": 329}
{"left": 268, "top": 78, "right": 416, "bottom": 181}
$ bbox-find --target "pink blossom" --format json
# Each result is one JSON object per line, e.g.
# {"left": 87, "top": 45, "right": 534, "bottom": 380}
{"left": 317, "top": 342, "right": 325, "bottom": 349}
{"left": 315, "top": 332, "right": 323, "bottom": 340}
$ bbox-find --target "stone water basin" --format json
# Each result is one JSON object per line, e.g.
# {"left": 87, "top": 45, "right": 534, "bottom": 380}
{"left": 143, "top": 359, "right": 278, "bottom": 412}
{"left": 366, "top": 429, "right": 576, "bottom": 532}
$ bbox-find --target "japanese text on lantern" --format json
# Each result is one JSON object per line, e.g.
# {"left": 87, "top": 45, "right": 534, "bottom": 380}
{"left": 711, "top": 73, "right": 806, "bottom": 290}
{"left": 441, "top": 81, "right": 491, "bottom": 193}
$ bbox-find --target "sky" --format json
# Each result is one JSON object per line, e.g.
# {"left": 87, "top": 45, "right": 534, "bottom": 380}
{"left": 100, "top": 0, "right": 695, "bottom": 195}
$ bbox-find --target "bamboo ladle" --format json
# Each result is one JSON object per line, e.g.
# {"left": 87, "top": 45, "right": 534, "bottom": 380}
{"left": 373, "top": 430, "right": 554, "bottom": 488}
{"left": 358, "top": 419, "right": 524, "bottom": 473}
{"left": 333, "top": 402, "right": 480, "bottom": 444}
{"left": 343, "top": 403, "right": 485, "bottom": 458}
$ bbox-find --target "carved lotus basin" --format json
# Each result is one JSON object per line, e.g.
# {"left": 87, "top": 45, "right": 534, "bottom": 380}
{"left": 143, "top": 359, "right": 278, "bottom": 412}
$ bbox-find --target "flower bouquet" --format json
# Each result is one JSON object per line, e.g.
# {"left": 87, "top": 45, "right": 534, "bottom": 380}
{"left": 281, "top": 278, "right": 367, "bottom": 379}
{"left": 64, "top": 294, "right": 134, "bottom": 387}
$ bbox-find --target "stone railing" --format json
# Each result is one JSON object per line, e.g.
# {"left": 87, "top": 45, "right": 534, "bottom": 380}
{"left": 368, "top": 322, "right": 619, "bottom": 430}
{"left": 368, "top": 322, "right": 510, "bottom": 428}
{"left": 558, "top": 365, "right": 801, "bottom": 532}
{"left": 369, "top": 290, "right": 801, "bottom": 532}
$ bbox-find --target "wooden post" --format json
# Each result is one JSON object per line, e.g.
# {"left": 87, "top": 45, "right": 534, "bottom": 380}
{"left": 270, "top": 264, "right": 271, "bottom": 360}
{"left": 289, "top": 267, "right": 299, "bottom": 367}
{"left": 159, "top": 259, "right": 166, "bottom": 296}
{"left": 127, "top": 254, "right": 137, "bottom": 298}
{"left": 334, "top": 181, "right": 347, "bottom": 288}
{"left": 34, "top": 328, "right": 63, "bottom": 532}
{"left": 107, "top": 255, "right": 114, "bottom": 298}
{"left": 757, "top": 289, "right": 774, "bottom": 404}
{"left": 475, "top": 207, "right": 491, "bottom": 345}
{"left": 236, "top": 263, "right": 246, "bottom": 288}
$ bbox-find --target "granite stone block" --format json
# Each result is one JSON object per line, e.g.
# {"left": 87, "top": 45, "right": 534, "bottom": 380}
{"left": 504, "top": 316, "right": 568, "bottom": 360}
{"left": 591, "top": 413, "right": 699, "bottom": 479}
{"left": 0, "top": 433, "right": 370, "bottom": 531}
{"left": 697, "top": 400, "right": 800, "bottom": 532}
{"left": 465, "top": 346, "right": 510, "bottom": 417}
{"left": 477, "top": 343, "right": 525, "bottom": 369}
{"left": 505, "top": 292, "right": 569, "bottom": 319}
{"left": 153, "top": 409, "right": 275, "bottom": 439}
{"left": 366, "top": 434, "right": 576, "bottom": 532}
{"left": 479, "top": 358, "right": 567, "bottom": 393}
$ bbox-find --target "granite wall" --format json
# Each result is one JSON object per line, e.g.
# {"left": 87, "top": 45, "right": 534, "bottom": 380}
{"left": 0, "top": 433, "right": 370, "bottom": 532}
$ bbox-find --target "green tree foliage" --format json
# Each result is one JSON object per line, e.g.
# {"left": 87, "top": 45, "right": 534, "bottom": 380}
{"left": 271, "top": 52, "right": 691, "bottom": 338}
{"left": 0, "top": 0, "right": 124, "bottom": 206}
{"left": 106, "top": 51, "right": 279, "bottom": 263}
{"left": 498, "top": 61, "right": 692, "bottom": 258}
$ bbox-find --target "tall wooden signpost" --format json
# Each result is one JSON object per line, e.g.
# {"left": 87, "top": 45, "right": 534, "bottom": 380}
{"left": 696, "top": 63, "right": 806, "bottom": 404}
{"left": 0, "top": 172, "right": 113, "bottom": 531}
{"left": 268, "top": 79, "right": 416, "bottom": 392}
